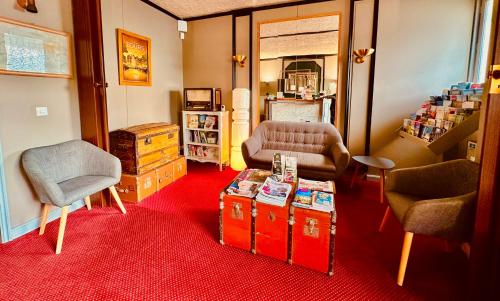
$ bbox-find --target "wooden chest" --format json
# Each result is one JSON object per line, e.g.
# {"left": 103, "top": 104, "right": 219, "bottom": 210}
{"left": 115, "top": 170, "right": 157, "bottom": 203}
{"left": 110, "top": 123, "right": 179, "bottom": 175}
{"left": 156, "top": 157, "right": 187, "bottom": 191}
{"left": 290, "top": 206, "right": 337, "bottom": 275}
{"left": 219, "top": 193, "right": 253, "bottom": 251}
{"left": 253, "top": 186, "right": 294, "bottom": 261}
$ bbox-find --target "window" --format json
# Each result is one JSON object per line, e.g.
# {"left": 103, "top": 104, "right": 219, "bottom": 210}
{"left": 474, "top": 0, "right": 494, "bottom": 83}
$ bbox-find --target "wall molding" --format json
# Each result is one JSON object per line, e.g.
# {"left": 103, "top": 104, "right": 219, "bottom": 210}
{"left": 0, "top": 141, "right": 11, "bottom": 243}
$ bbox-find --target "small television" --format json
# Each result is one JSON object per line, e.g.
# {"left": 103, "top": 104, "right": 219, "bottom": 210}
{"left": 184, "top": 88, "right": 221, "bottom": 111}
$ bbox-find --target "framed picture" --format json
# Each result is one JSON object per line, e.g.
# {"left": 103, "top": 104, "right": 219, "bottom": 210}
{"left": 117, "top": 29, "right": 152, "bottom": 86}
{"left": 0, "top": 16, "right": 72, "bottom": 78}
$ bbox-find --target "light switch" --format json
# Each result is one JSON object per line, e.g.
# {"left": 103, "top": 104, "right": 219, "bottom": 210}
{"left": 36, "top": 106, "right": 48, "bottom": 117}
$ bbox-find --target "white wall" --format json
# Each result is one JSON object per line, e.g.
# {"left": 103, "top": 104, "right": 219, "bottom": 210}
{"left": 370, "top": 0, "right": 475, "bottom": 167}
{"left": 0, "top": 0, "right": 80, "bottom": 228}
{"left": 101, "top": 0, "right": 184, "bottom": 131}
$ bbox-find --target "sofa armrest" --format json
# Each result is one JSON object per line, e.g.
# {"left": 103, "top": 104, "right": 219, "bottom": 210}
{"left": 242, "top": 136, "right": 262, "bottom": 162}
{"left": 403, "top": 192, "right": 476, "bottom": 240}
{"left": 331, "top": 142, "right": 350, "bottom": 177}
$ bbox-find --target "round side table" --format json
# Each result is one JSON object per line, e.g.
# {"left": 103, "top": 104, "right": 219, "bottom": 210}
{"left": 351, "top": 156, "right": 395, "bottom": 203}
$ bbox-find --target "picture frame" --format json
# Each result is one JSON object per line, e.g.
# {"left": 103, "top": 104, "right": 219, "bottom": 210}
{"left": 0, "top": 16, "right": 72, "bottom": 78}
{"left": 117, "top": 29, "right": 152, "bottom": 86}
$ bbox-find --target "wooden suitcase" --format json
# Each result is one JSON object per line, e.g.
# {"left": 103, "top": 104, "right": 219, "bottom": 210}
{"left": 172, "top": 156, "right": 187, "bottom": 181}
{"left": 156, "top": 162, "right": 174, "bottom": 191}
{"left": 253, "top": 186, "right": 294, "bottom": 261}
{"left": 290, "top": 206, "right": 337, "bottom": 275}
{"left": 110, "top": 123, "right": 179, "bottom": 175}
{"left": 115, "top": 170, "right": 157, "bottom": 203}
{"left": 219, "top": 193, "right": 253, "bottom": 251}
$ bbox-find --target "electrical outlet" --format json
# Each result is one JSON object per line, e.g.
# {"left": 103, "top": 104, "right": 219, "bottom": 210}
{"left": 35, "top": 106, "right": 48, "bottom": 117}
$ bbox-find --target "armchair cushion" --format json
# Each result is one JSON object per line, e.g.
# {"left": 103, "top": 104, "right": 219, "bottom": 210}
{"left": 58, "top": 176, "right": 118, "bottom": 207}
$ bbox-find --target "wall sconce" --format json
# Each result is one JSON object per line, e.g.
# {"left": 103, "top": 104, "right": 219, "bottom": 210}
{"left": 353, "top": 48, "right": 375, "bottom": 64}
{"left": 17, "top": 0, "right": 38, "bottom": 13}
{"left": 232, "top": 55, "right": 247, "bottom": 68}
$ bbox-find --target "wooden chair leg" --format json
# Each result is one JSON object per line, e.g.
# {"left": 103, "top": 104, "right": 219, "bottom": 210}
{"left": 84, "top": 196, "right": 92, "bottom": 210}
{"left": 378, "top": 206, "right": 391, "bottom": 232}
{"left": 55, "top": 206, "right": 69, "bottom": 255}
{"left": 379, "top": 169, "right": 386, "bottom": 204}
{"left": 350, "top": 163, "right": 360, "bottom": 189}
{"left": 39, "top": 203, "right": 51, "bottom": 235}
{"left": 109, "top": 186, "right": 126, "bottom": 214}
{"left": 397, "top": 232, "right": 414, "bottom": 286}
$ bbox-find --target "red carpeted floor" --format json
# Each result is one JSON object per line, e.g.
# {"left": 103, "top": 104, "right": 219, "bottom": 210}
{"left": 0, "top": 163, "right": 467, "bottom": 300}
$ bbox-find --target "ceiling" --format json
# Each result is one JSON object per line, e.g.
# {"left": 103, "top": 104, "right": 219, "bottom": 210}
{"left": 149, "top": 0, "right": 302, "bottom": 19}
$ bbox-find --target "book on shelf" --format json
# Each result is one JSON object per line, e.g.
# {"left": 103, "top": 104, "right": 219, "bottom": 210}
{"left": 206, "top": 132, "right": 218, "bottom": 144}
{"left": 187, "top": 114, "right": 199, "bottom": 128}
{"left": 188, "top": 145, "right": 218, "bottom": 160}
{"left": 198, "top": 115, "right": 207, "bottom": 129}
{"left": 255, "top": 177, "right": 292, "bottom": 207}
{"left": 204, "top": 116, "right": 218, "bottom": 130}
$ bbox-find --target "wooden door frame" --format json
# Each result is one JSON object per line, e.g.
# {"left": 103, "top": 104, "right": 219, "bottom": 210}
{"left": 468, "top": 0, "right": 500, "bottom": 297}
{"left": 72, "top": 0, "right": 110, "bottom": 206}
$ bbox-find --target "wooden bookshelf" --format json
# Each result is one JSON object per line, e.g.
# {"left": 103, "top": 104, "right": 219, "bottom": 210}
{"left": 399, "top": 111, "right": 480, "bottom": 155}
{"left": 182, "top": 111, "right": 229, "bottom": 171}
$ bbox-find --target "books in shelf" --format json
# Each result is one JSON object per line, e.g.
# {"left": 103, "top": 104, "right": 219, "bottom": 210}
{"left": 226, "top": 169, "right": 271, "bottom": 198}
{"left": 292, "top": 178, "right": 335, "bottom": 213}
{"left": 188, "top": 145, "right": 218, "bottom": 160}
{"left": 187, "top": 114, "right": 218, "bottom": 129}
{"left": 255, "top": 177, "right": 292, "bottom": 207}
{"left": 190, "top": 131, "right": 218, "bottom": 144}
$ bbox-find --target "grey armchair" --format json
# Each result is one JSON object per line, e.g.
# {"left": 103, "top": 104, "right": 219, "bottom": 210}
{"left": 378, "top": 159, "right": 479, "bottom": 286}
{"left": 22, "top": 140, "right": 126, "bottom": 254}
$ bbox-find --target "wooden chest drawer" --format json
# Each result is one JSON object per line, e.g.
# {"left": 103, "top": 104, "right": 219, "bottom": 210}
{"left": 115, "top": 170, "right": 157, "bottom": 203}
{"left": 110, "top": 122, "right": 179, "bottom": 174}
{"left": 290, "top": 206, "right": 336, "bottom": 275}
{"left": 172, "top": 156, "right": 187, "bottom": 180}
{"left": 220, "top": 194, "right": 253, "bottom": 251}
{"left": 156, "top": 162, "right": 174, "bottom": 191}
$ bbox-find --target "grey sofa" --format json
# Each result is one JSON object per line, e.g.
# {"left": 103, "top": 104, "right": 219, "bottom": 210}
{"left": 22, "top": 140, "right": 126, "bottom": 254}
{"left": 378, "top": 159, "right": 479, "bottom": 286}
{"left": 242, "top": 121, "right": 350, "bottom": 180}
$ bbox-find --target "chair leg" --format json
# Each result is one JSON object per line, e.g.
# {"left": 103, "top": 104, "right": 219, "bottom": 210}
{"left": 379, "top": 169, "right": 386, "bottom": 204}
{"left": 378, "top": 206, "right": 391, "bottom": 232}
{"left": 109, "top": 186, "right": 126, "bottom": 214}
{"left": 84, "top": 196, "right": 92, "bottom": 210}
{"left": 39, "top": 203, "right": 51, "bottom": 235}
{"left": 397, "top": 232, "right": 414, "bottom": 286}
{"left": 55, "top": 206, "right": 69, "bottom": 255}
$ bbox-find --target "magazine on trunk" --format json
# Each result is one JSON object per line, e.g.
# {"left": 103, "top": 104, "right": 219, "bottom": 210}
{"left": 256, "top": 177, "right": 292, "bottom": 207}
{"left": 226, "top": 169, "right": 271, "bottom": 198}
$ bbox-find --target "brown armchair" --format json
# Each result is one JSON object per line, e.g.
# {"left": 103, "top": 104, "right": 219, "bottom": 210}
{"left": 378, "top": 159, "right": 479, "bottom": 286}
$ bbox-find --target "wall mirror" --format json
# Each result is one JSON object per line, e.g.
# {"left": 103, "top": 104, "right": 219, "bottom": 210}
{"left": 258, "top": 13, "right": 340, "bottom": 124}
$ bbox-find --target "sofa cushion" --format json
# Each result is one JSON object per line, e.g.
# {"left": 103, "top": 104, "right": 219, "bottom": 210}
{"left": 251, "top": 150, "right": 335, "bottom": 173}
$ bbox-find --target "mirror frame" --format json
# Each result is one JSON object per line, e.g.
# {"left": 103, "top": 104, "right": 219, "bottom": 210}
{"left": 256, "top": 12, "right": 342, "bottom": 126}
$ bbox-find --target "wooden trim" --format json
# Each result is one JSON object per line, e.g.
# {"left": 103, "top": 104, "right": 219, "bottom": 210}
{"left": 344, "top": 0, "right": 356, "bottom": 146}
{"left": 468, "top": 0, "right": 500, "bottom": 297}
{"left": 139, "top": 0, "right": 181, "bottom": 20}
{"left": 184, "top": 0, "right": 334, "bottom": 22}
{"left": 256, "top": 12, "right": 342, "bottom": 128}
{"left": 116, "top": 29, "right": 152, "bottom": 86}
{"left": 249, "top": 13, "right": 253, "bottom": 135}
{"left": 364, "top": 0, "right": 379, "bottom": 155}
{"left": 232, "top": 15, "right": 236, "bottom": 90}
{"left": 0, "top": 16, "right": 73, "bottom": 79}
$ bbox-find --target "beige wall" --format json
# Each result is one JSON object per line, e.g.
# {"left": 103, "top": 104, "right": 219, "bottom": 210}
{"left": 0, "top": 0, "right": 80, "bottom": 227}
{"left": 370, "top": 0, "right": 475, "bottom": 168}
{"left": 101, "top": 0, "right": 184, "bottom": 131}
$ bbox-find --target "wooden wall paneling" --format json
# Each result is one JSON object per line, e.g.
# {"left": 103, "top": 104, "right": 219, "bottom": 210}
{"left": 468, "top": 1, "right": 500, "bottom": 297}
{"left": 72, "top": 0, "right": 110, "bottom": 206}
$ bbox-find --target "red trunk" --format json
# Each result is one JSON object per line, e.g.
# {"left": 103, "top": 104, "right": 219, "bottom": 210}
{"left": 220, "top": 194, "right": 253, "bottom": 251}
{"left": 254, "top": 202, "right": 289, "bottom": 261}
{"left": 291, "top": 207, "right": 335, "bottom": 274}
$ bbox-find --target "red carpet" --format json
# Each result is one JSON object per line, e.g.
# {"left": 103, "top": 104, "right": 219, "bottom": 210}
{"left": 0, "top": 163, "right": 467, "bottom": 300}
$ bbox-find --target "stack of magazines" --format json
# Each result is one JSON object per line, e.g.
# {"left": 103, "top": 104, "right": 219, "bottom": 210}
{"left": 226, "top": 169, "right": 271, "bottom": 198}
{"left": 293, "top": 178, "right": 335, "bottom": 213}
{"left": 255, "top": 177, "right": 293, "bottom": 207}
